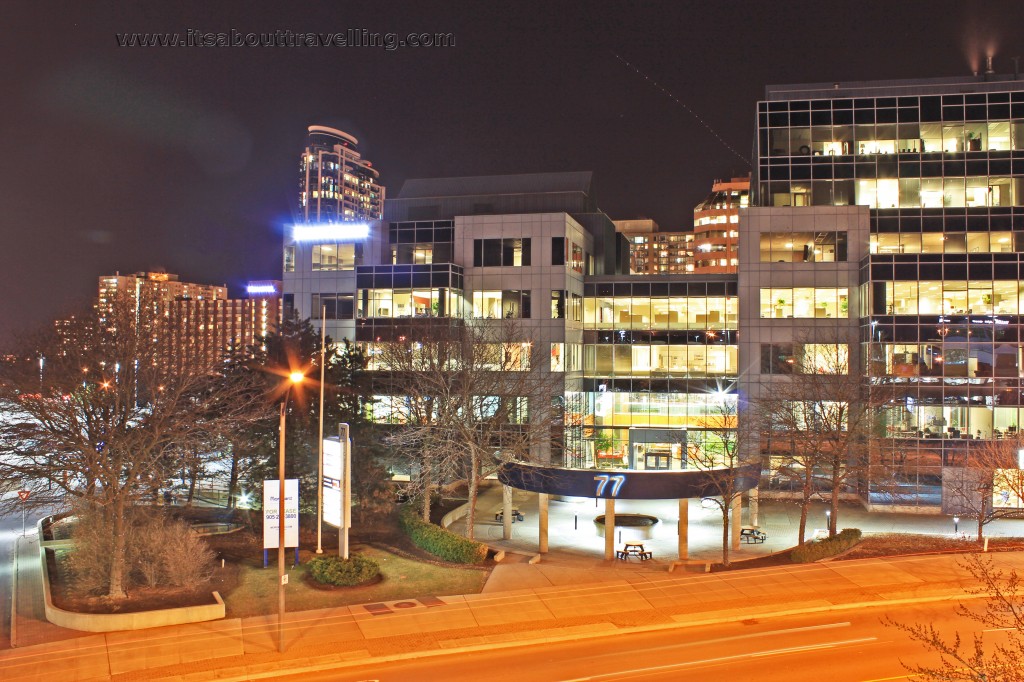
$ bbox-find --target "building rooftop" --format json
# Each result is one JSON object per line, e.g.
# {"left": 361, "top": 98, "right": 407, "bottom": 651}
{"left": 396, "top": 171, "right": 593, "bottom": 199}
{"left": 766, "top": 73, "right": 1024, "bottom": 101}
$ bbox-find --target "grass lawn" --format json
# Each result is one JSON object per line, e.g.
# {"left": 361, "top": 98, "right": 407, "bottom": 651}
{"left": 220, "top": 544, "right": 490, "bottom": 618}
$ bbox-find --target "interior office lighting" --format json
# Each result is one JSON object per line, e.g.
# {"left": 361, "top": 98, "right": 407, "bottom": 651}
{"left": 292, "top": 223, "right": 370, "bottom": 242}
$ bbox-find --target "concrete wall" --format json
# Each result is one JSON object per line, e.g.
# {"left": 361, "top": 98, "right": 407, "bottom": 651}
{"left": 37, "top": 516, "right": 226, "bottom": 633}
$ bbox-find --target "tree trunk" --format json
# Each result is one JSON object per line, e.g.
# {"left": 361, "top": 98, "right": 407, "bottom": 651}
{"left": 420, "top": 462, "right": 431, "bottom": 522}
{"left": 721, "top": 507, "right": 731, "bottom": 567}
{"left": 107, "top": 496, "right": 128, "bottom": 600}
{"left": 226, "top": 447, "right": 240, "bottom": 509}
{"left": 186, "top": 463, "right": 198, "bottom": 507}
{"left": 829, "top": 490, "right": 840, "bottom": 537}
{"left": 466, "top": 449, "right": 479, "bottom": 540}
{"left": 798, "top": 499, "right": 809, "bottom": 545}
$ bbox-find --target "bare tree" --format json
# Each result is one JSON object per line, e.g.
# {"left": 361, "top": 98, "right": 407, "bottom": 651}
{"left": 756, "top": 341, "right": 877, "bottom": 539}
{"left": 944, "top": 435, "right": 1024, "bottom": 543}
{"left": 371, "top": 319, "right": 560, "bottom": 536}
{"left": 0, "top": 294, "right": 268, "bottom": 599}
{"left": 687, "top": 386, "right": 757, "bottom": 567}
{"left": 887, "top": 553, "right": 1024, "bottom": 681}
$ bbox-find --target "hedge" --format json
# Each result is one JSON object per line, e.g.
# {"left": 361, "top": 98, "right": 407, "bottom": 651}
{"left": 308, "top": 554, "right": 380, "bottom": 586}
{"left": 398, "top": 506, "right": 488, "bottom": 564}
{"left": 791, "top": 528, "right": 863, "bottom": 563}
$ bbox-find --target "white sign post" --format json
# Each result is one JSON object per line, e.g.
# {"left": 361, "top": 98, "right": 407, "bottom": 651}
{"left": 263, "top": 479, "right": 299, "bottom": 549}
{"left": 323, "top": 437, "right": 344, "bottom": 529}
{"left": 322, "top": 425, "right": 352, "bottom": 559}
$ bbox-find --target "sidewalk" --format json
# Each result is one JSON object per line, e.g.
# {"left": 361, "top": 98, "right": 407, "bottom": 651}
{"left": 3, "top": 543, "right": 1023, "bottom": 681}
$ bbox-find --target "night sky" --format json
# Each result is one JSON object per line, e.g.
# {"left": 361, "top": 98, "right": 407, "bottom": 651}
{"left": 3, "top": 1, "right": 1023, "bottom": 344}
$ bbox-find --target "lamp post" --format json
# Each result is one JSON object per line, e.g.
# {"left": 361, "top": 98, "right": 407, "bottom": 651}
{"left": 825, "top": 508, "right": 831, "bottom": 534}
{"left": 278, "top": 371, "right": 305, "bottom": 654}
{"left": 953, "top": 515, "right": 960, "bottom": 534}
{"left": 316, "top": 306, "right": 326, "bottom": 555}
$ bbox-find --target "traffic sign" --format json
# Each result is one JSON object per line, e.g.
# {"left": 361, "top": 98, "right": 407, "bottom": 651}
{"left": 17, "top": 490, "right": 30, "bottom": 502}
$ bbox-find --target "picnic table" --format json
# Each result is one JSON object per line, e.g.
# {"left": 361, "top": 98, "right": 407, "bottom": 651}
{"left": 495, "top": 509, "right": 525, "bottom": 523}
{"left": 616, "top": 542, "right": 653, "bottom": 560}
{"left": 740, "top": 527, "right": 767, "bottom": 543}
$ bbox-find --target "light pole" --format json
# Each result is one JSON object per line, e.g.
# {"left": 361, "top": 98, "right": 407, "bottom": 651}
{"left": 825, "top": 508, "right": 831, "bottom": 534}
{"left": 953, "top": 515, "right": 960, "bottom": 534}
{"left": 316, "top": 306, "right": 326, "bottom": 555}
{"left": 278, "top": 371, "right": 305, "bottom": 654}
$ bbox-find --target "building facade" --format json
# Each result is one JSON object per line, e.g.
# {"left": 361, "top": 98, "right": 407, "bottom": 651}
{"left": 97, "top": 272, "right": 279, "bottom": 370}
{"left": 299, "top": 126, "right": 384, "bottom": 224}
{"left": 691, "top": 176, "right": 749, "bottom": 274}
{"left": 752, "top": 73, "right": 1024, "bottom": 510}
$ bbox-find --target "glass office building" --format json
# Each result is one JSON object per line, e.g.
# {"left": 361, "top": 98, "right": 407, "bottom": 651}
{"left": 754, "top": 73, "right": 1024, "bottom": 509}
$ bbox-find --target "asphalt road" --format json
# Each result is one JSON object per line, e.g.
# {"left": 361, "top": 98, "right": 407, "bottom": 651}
{"left": 0, "top": 493, "right": 51, "bottom": 650}
{"left": 274, "top": 601, "right": 1007, "bottom": 682}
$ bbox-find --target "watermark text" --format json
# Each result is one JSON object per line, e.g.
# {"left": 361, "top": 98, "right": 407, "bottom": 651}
{"left": 116, "top": 28, "right": 455, "bottom": 50}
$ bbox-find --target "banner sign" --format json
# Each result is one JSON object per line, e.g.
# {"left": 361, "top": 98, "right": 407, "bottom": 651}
{"left": 323, "top": 437, "right": 344, "bottom": 528}
{"left": 263, "top": 479, "right": 299, "bottom": 548}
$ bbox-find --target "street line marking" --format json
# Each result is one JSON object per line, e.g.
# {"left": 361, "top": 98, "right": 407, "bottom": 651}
{"left": 562, "top": 636, "right": 877, "bottom": 680}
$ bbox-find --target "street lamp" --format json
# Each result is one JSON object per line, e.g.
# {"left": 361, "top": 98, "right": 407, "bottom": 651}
{"left": 825, "top": 508, "right": 831, "bottom": 532}
{"left": 278, "top": 370, "right": 305, "bottom": 653}
{"left": 953, "top": 515, "right": 960, "bottom": 534}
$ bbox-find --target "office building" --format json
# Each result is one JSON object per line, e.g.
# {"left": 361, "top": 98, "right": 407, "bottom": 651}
{"left": 748, "top": 72, "right": 1024, "bottom": 510}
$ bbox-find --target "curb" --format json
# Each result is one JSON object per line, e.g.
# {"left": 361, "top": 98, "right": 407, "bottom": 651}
{"left": 9, "top": 536, "right": 18, "bottom": 648}
{"left": 151, "top": 587, "right": 980, "bottom": 682}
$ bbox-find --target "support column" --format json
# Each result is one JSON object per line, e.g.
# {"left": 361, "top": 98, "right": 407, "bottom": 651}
{"left": 502, "top": 485, "right": 513, "bottom": 540}
{"left": 538, "top": 493, "right": 549, "bottom": 553}
{"left": 730, "top": 495, "right": 742, "bottom": 550}
{"left": 677, "top": 498, "right": 689, "bottom": 560}
{"left": 749, "top": 487, "right": 760, "bottom": 527}
{"left": 604, "top": 498, "right": 615, "bottom": 560}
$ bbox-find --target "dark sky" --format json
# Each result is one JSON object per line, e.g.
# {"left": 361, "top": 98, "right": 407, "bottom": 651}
{"left": 3, "top": 1, "right": 1023, "bottom": 344}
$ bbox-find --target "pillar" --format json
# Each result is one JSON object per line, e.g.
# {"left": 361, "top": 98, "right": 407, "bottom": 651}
{"left": 604, "top": 498, "right": 615, "bottom": 560}
{"left": 749, "top": 487, "right": 760, "bottom": 527}
{"left": 538, "top": 493, "right": 549, "bottom": 553}
{"left": 502, "top": 485, "right": 513, "bottom": 540}
{"left": 677, "top": 498, "right": 689, "bottom": 560}
{"left": 730, "top": 495, "right": 742, "bottom": 550}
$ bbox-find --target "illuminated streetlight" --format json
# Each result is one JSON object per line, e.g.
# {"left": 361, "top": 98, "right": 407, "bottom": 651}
{"left": 277, "top": 370, "right": 305, "bottom": 653}
{"left": 953, "top": 515, "right": 960, "bottom": 533}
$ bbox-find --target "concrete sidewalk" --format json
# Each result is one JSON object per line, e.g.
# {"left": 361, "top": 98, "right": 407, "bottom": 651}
{"left": 3, "top": 546, "right": 1023, "bottom": 681}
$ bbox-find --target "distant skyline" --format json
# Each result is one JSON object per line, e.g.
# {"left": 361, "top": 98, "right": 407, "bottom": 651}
{"left": 2, "top": 1, "right": 1021, "bottom": 343}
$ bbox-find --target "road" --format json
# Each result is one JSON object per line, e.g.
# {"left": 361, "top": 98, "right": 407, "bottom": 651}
{"left": 275, "top": 601, "right": 1007, "bottom": 682}
{"left": 0, "top": 492, "right": 50, "bottom": 650}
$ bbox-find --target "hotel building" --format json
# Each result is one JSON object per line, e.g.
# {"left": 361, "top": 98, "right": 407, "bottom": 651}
{"left": 97, "top": 272, "right": 280, "bottom": 370}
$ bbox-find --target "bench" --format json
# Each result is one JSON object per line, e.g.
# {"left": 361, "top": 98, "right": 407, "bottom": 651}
{"left": 495, "top": 510, "right": 525, "bottom": 523}
{"left": 740, "top": 528, "right": 767, "bottom": 544}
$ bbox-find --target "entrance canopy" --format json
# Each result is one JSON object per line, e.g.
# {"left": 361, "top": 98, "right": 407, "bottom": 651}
{"left": 498, "top": 461, "right": 760, "bottom": 500}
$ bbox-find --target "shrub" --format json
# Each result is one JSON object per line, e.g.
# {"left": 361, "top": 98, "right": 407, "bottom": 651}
{"left": 791, "top": 528, "right": 863, "bottom": 563}
{"left": 160, "top": 520, "right": 216, "bottom": 587}
{"left": 308, "top": 554, "right": 381, "bottom": 586}
{"left": 398, "top": 506, "right": 488, "bottom": 564}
